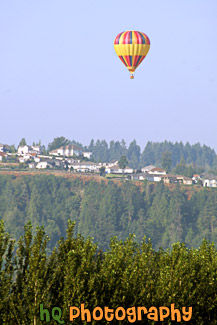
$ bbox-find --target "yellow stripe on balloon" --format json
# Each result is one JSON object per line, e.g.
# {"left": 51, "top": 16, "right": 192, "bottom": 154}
{"left": 114, "top": 44, "right": 150, "bottom": 57}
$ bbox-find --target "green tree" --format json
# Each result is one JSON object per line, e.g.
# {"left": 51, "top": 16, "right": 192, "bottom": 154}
{"left": 99, "top": 166, "right": 106, "bottom": 176}
{"left": 18, "top": 138, "right": 27, "bottom": 146}
{"left": 161, "top": 151, "right": 172, "bottom": 172}
{"left": 127, "top": 140, "right": 141, "bottom": 169}
{"left": 0, "top": 221, "right": 15, "bottom": 323}
{"left": 47, "top": 137, "right": 70, "bottom": 152}
{"left": 118, "top": 155, "right": 128, "bottom": 170}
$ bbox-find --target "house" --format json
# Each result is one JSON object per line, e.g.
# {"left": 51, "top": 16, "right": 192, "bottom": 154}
{"left": 49, "top": 145, "right": 83, "bottom": 157}
{"left": 162, "top": 174, "right": 192, "bottom": 185}
{"left": 18, "top": 145, "right": 31, "bottom": 155}
{"left": 105, "top": 164, "right": 134, "bottom": 174}
{"left": 83, "top": 152, "right": 92, "bottom": 159}
{"left": 18, "top": 154, "right": 32, "bottom": 162}
{"left": 141, "top": 165, "right": 156, "bottom": 173}
{"left": 34, "top": 157, "right": 40, "bottom": 163}
{"left": 30, "top": 145, "right": 42, "bottom": 154}
{"left": 18, "top": 145, "right": 42, "bottom": 155}
{"left": 202, "top": 175, "right": 217, "bottom": 188}
{"left": 176, "top": 176, "right": 193, "bottom": 185}
{"left": 36, "top": 161, "right": 53, "bottom": 169}
{"left": 131, "top": 173, "right": 151, "bottom": 181}
{"left": 70, "top": 162, "right": 100, "bottom": 173}
{"left": 148, "top": 174, "right": 163, "bottom": 182}
{"left": 147, "top": 167, "right": 167, "bottom": 175}
{"left": 124, "top": 167, "right": 134, "bottom": 174}
{"left": 161, "top": 174, "right": 179, "bottom": 184}
{"left": 49, "top": 149, "right": 59, "bottom": 156}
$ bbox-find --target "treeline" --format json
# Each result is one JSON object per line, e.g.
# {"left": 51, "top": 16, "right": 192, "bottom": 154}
{"left": 0, "top": 220, "right": 217, "bottom": 324}
{"left": 6, "top": 137, "right": 217, "bottom": 171}
{"left": 0, "top": 174, "right": 217, "bottom": 251}
{"left": 87, "top": 139, "right": 217, "bottom": 169}
{"left": 47, "top": 137, "right": 217, "bottom": 170}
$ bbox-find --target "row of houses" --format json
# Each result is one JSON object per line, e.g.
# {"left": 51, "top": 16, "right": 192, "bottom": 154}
{"left": 131, "top": 170, "right": 217, "bottom": 187}
{"left": 1, "top": 143, "right": 217, "bottom": 188}
{"left": 17, "top": 144, "right": 92, "bottom": 159}
{"left": 27, "top": 158, "right": 217, "bottom": 188}
{"left": 131, "top": 172, "right": 193, "bottom": 185}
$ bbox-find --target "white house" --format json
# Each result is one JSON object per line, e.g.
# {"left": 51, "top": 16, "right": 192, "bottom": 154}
{"left": 83, "top": 152, "right": 92, "bottom": 159}
{"left": 176, "top": 176, "right": 192, "bottom": 185}
{"left": 30, "top": 145, "right": 42, "bottom": 154}
{"left": 105, "top": 164, "right": 134, "bottom": 174}
{"left": 49, "top": 149, "right": 59, "bottom": 156}
{"left": 19, "top": 154, "right": 32, "bottom": 162}
{"left": 36, "top": 161, "right": 53, "bottom": 169}
{"left": 141, "top": 165, "right": 156, "bottom": 173}
{"left": 18, "top": 145, "right": 30, "bottom": 155}
{"left": 18, "top": 145, "right": 42, "bottom": 155}
{"left": 131, "top": 173, "right": 150, "bottom": 181}
{"left": 70, "top": 162, "right": 100, "bottom": 172}
{"left": 34, "top": 157, "right": 41, "bottom": 163}
{"left": 49, "top": 145, "right": 83, "bottom": 157}
{"left": 148, "top": 167, "right": 167, "bottom": 175}
{"left": 202, "top": 175, "right": 217, "bottom": 188}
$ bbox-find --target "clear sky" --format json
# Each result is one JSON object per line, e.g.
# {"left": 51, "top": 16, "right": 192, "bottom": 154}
{"left": 0, "top": 0, "right": 217, "bottom": 151}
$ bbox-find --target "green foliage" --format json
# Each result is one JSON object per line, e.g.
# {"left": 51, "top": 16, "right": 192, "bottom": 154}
{"left": 118, "top": 155, "right": 128, "bottom": 170}
{"left": 18, "top": 138, "right": 27, "bottom": 146}
{"left": 1, "top": 174, "right": 217, "bottom": 252}
{"left": 0, "top": 223, "right": 217, "bottom": 323}
{"left": 47, "top": 137, "right": 71, "bottom": 152}
{"left": 85, "top": 139, "right": 217, "bottom": 170}
{"left": 141, "top": 141, "right": 216, "bottom": 169}
{"left": 99, "top": 166, "right": 105, "bottom": 176}
{"left": 161, "top": 151, "right": 172, "bottom": 172}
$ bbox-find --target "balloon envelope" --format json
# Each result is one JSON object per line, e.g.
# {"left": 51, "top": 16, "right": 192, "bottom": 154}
{"left": 114, "top": 31, "right": 150, "bottom": 78}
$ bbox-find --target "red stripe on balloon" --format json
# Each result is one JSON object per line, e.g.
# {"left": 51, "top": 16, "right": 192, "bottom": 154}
{"left": 125, "top": 56, "right": 131, "bottom": 66}
{"left": 136, "top": 32, "right": 143, "bottom": 44}
{"left": 136, "top": 56, "right": 146, "bottom": 68}
{"left": 114, "top": 32, "right": 123, "bottom": 45}
{"left": 119, "top": 56, "right": 127, "bottom": 67}
{"left": 122, "top": 32, "right": 128, "bottom": 44}
{"left": 134, "top": 31, "right": 139, "bottom": 44}
{"left": 133, "top": 55, "right": 140, "bottom": 66}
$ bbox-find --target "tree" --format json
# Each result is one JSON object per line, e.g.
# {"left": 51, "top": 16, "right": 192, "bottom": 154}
{"left": 99, "top": 166, "right": 106, "bottom": 176}
{"left": 118, "top": 155, "right": 128, "bottom": 170}
{"left": 127, "top": 140, "right": 141, "bottom": 169}
{"left": 18, "top": 138, "right": 27, "bottom": 146}
{"left": 47, "top": 137, "right": 70, "bottom": 152}
{"left": 161, "top": 151, "right": 172, "bottom": 172}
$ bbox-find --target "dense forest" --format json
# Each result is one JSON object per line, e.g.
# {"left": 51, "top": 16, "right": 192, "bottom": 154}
{"left": 0, "top": 220, "right": 217, "bottom": 324}
{"left": 0, "top": 174, "right": 217, "bottom": 251}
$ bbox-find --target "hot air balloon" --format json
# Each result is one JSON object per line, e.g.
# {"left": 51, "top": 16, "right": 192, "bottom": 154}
{"left": 114, "top": 31, "right": 150, "bottom": 79}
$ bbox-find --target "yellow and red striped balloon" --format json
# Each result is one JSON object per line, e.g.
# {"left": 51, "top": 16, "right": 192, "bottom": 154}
{"left": 114, "top": 31, "right": 150, "bottom": 79}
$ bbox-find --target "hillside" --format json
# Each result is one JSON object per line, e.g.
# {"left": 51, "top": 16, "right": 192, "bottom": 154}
{"left": 0, "top": 172, "right": 216, "bottom": 251}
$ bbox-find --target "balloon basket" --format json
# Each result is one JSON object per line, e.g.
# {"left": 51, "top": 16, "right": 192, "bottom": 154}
{"left": 130, "top": 74, "right": 134, "bottom": 79}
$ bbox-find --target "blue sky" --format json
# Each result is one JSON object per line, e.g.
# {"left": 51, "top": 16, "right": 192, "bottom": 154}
{"left": 0, "top": 0, "right": 217, "bottom": 151}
